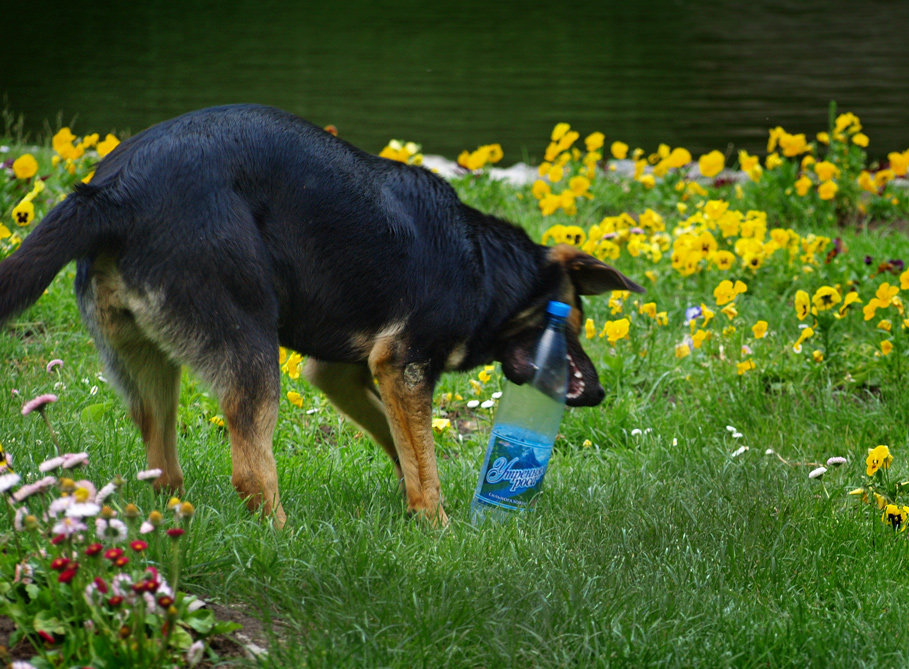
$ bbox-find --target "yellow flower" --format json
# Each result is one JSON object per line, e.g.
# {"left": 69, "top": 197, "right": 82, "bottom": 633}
{"left": 794, "top": 290, "right": 811, "bottom": 320}
{"left": 816, "top": 131, "right": 830, "bottom": 144}
{"left": 794, "top": 175, "right": 813, "bottom": 197}
{"left": 610, "top": 141, "right": 628, "bottom": 160}
{"left": 675, "top": 342, "right": 691, "bottom": 359}
{"left": 638, "top": 174, "right": 655, "bottom": 189}
{"left": 97, "top": 133, "right": 120, "bottom": 158}
{"left": 12, "top": 154, "right": 38, "bottom": 179}
{"left": 601, "top": 318, "right": 630, "bottom": 345}
{"left": 287, "top": 391, "right": 304, "bottom": 408}
{"left": 889, "top": 151, "right": 909, "bottom": 177}
{"left": 283, "top": 352, "right": 304, "bottom": 379}
{"left": 779, "top": 132, "right": 808, "bottom": 157}
{"left": 765, "top": 153, "right": 783, "bottom": 170}
{"left": 817, "top": 181, "right": 838, "bottom": 200}
{"left": 852, "top": 133, "right": 869, "bottom": 148}
{"left": 568, "top": 175, "right": 592, "bottom": 198}
{"left": 585, "top": 318, "right": 596, "bottom": 339}
{"left": 713, "top": 250, "right": 736, "bottom": 271}
{"left": 431, "top": 418, "right": 451, "bottom": 434}
{"left": 210, "top": 416, "right": 225, "bottom": 427}
{"left": 52, "top": 127, "right": 78, "bottom": 158}
{"left": 736, "top": 359, "right": 755, "bottom": 375}
{"left": 881, "top": 340, "right": 894, "bottom": 356}
{"left": 837, "top": 291, "right": 862, "bottom": 318}
{"left": 866, "top": 444, "right": 893, "bottom": 476}
{"left": 813, "top": 161, "right": 839, "bottom": 181}
{"left": 882, "top": 504, "right": 909, "bottom": 532}
{"left": 585, "top": 132, "right": 605, "bottom": 152}
{"left": 551, "top": 123, "right": 571, "bottom": 142}
{"left": 0, "top": 223, "right": 10, "bottom": 240}
{"left": 811, "top": 285, "right": 841, "bottom": 311}
{"left": 793, "top": 326, "right": 814, "bottom": 353}
{"left": 532, "top": 180, "right": 551, "bottom": 200}
{"left": 752, "top": 321, "right": 768, "bottom": 339}
{"left": 878, "top": 319, "right": 892, "bottom": 332}
{"left": 692, "top": 329, "right": 710, "bottom": 348}
{"left": 812, "top": 350, "right": 824, "bottom": 363}
{"left": 701, "top": 304, "right": 715, "bottom": 327}
{"left": 11, "top": 199, "right": 35, "bottom": 227}
{"left": 698, "top": 150, "right": 725, "bottom": 178}
{"left": 721, "top": 304, "right": 738, "bottom": 320}
{"left": 713, "top": 279, "right": 747, "bottom": 306}
{"left": 857, "top": 170, "right": 877, "bottom": 193}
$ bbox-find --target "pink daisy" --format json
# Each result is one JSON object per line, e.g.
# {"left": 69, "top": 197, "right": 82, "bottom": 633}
{"left": 21, "top": 394, "right": 58, "bottom": 416}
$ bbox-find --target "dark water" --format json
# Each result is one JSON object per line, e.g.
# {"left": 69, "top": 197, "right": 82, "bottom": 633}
{"left": 3, "top": 0, "right": 908, "bottom": 163}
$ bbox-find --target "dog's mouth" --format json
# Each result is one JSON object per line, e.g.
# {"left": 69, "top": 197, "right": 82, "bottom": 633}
{"left": 501, "top": 331, "right": 605, "bottom": 407}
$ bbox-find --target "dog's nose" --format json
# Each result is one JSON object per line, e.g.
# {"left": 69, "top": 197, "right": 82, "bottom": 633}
{"left": 592, "top": 384, "right": 606, "bottom": 405}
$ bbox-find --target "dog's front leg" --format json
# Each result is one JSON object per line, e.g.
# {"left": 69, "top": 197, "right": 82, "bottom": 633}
{"left": 368, "top": 341, "right": 448, "bottom": 526}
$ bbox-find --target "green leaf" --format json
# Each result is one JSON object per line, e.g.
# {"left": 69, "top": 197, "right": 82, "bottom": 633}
{"left": 34, "top": 609, "right": 65, "bottom": 635}
{"left": 211, "top": 620, "right": 243, "bottom": 636}
{"left": 25, "top": 583, "right": 40, "bottom": 601}
{"left": 81, "top": 402, "right": 113, "bottom": 423}
{"left": 169, "top": 625, "right": 194, "bottom": 650}
{"left": 184, "top": 608, "right": 215, "bottom": 634}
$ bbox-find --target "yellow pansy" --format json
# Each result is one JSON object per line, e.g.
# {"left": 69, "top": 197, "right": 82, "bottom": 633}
{"left": 794, "top": 175, "right": 813, "bottom": 197}
{"left": 287, "top": 391, "right": 304, "bottom": 408}
{"left": 736, "top": 359, "right": 755, "bottom": 375}
{"left": 813, "top": 161, "right": 840, "bottom": 181}
{"left": 794, "top": 290, "right": 811, "bottom": 320}
{"left": 811, "top": 286, "right": 841, "bottom": 311}
{"left": 585, "top": 132, "right": 605, "bottom": 152}
{"left": 752, "top": 321, "right": 768, "bottom": 339}
{"left": 698, "top": 150, "right": 725, "bottom": 178}
{"left": 881, "top": 340, "right": 894, "bottom": 356}
{"left": 610, "top": 141, "right": 628, "bottom": 160}
{"left": 585, "top": 318, "right": 596, "bottom": 340}
{"left": 12, "top": 154, "right": 38, "bottom": 179}
{"left": 675, "top": 342, "right": 691, "bottom": 359}
{"left": 431, "top": 418, "right": 451, "bottom": 434}
{"left": 867, "top": 445, "right": 893, "bottom": 476}
{"left": 601, "top": 318, "right": 630, "bottom": 345}
{"left": 97, "top": 133, "right": 120, "bottom": 158}
{"left": 818, "top": 181, "right": 838, "bottom": 200}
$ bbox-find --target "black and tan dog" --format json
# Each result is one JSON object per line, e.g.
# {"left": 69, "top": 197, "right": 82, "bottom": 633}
{"left": 0, "top": 105, "right": 643, "bottom": 526}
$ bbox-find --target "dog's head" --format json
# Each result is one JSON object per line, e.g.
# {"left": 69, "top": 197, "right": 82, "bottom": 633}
{"left": 499, "top": 245, "right": 645, "bottom": 407}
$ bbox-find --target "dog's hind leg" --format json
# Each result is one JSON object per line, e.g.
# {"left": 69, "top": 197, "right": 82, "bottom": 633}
{"left": 303, "top": 360, "right": 404, "bottom": 484}
{"left": 214, "top": 351, "right": 284, "bottom": 528}
{"left": 77, "top": 260, "right": 184, "bottom": 493}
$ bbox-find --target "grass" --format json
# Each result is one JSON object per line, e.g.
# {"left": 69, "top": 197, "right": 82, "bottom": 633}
{"left": 4, "top": 112, "right": 909, "bottom": 667}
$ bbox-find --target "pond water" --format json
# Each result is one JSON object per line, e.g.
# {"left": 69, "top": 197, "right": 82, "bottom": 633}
{"left": 4, "top": 0, "right": 908, "bottom": 163}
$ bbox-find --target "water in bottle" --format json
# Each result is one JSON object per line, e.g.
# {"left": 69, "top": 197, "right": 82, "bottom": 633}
{"left": 471, "top": 300, "right": 570, "bottom": 524}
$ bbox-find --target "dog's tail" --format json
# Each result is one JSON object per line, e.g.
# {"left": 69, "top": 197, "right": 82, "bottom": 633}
{"left": 0, "top": 184, "right": 110, "bottom": 325}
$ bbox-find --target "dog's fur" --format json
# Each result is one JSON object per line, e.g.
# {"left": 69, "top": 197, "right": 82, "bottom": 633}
{"left": 0, "top": 105, "right": 643, "bottom": 525}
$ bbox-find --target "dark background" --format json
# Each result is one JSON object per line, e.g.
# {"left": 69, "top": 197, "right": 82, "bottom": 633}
{"left": 3, "top": 0, "right": 907, "bottom": 163}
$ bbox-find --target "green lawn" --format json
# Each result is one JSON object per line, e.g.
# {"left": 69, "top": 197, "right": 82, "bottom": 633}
{"left": 3, "top": 110, "right": 909, "bottom": 667}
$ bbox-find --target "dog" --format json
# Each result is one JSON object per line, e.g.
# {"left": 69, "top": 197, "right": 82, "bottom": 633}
{"left": 0, "top": 105, "right": 643, "bottom": 526}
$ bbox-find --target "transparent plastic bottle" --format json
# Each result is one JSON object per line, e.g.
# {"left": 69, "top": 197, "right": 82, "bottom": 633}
{"left": 471, "top": 300, "right": 569, "bottom": 524}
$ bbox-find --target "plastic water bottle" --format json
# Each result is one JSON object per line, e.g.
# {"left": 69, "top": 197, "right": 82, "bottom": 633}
{"left": 471, "top": 300, "right": 569, "bottom": 524}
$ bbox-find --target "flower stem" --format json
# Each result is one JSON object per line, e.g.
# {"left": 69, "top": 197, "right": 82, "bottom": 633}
{"left": 39, "top": 409, "right": 62, "bottom": 456}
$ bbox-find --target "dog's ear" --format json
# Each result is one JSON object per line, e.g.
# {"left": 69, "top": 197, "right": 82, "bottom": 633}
{"left": 549, "top": 244, "right": 645, "bottom": 295}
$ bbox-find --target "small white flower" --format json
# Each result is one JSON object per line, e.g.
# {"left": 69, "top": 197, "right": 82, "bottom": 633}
{"left": 12, "top": 476, "right": 56, "bottom": 502}
{"left": 14, "top": 506, "right": 29, "bottom": 531}
{"left": 66, "top": 502, "right": 102, "bottom": 519}
{"left": 96, "top": 482, "right": 118, "bottom": 503}
{"left": 480, "top": 400, "right": 495, "bottom": 409}
{"left": 137, "top": 468, "right": 163, "bottom": 481}
{"left": 0, "top": 472, "right": 21, "bottom": 493}
{"left": 52, "top": 516, "right": 87, "bottom": 536}
{"left": 731, "top": 431, "right": 743, "bottom": 439}
{"left": 96, "top": 517, "right": 128, "bottom": 542}
{"left": 826, "top": 456, "right": 847, "bottom": 467}
{"left": 631, "top": 428, "right": 643, "bottom": 437}
{"left": 90, "top": 385, "right": 99, "bottom": 396}
{"left": 61, "top": 452, "right": 89, "bottom": 469}
{"left": 466, "top": 400, "right": 480, "bottom": 409}
{"left": 765, "top": 449, "right": 776, "bottom": 456}
{"left": 139, "top": 521, "right": 156, "bottom": 534}
{"left": 726, "top": 425, "right": 737, "bottom": 433}
{"left": 48, "top": 496, "right": 74, "bottom": 518}
{"left": 186, "top": 640, "right": 205, "bottom": 666}
{"left": 808, "top": 466, "right": 827, "bottom": 480}
{"left": 672, "top": 438, "right": 678, "bottom": 446}
{"left": 39, "top": 456, "right": 66, "bottom": 472}
{"left": 731, "top": 446, "right": 749, "bottom": 458}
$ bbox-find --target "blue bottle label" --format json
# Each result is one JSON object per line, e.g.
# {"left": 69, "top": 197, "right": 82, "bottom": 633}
{"left": 475, "top": 430, "right": 553, "bottom": 511}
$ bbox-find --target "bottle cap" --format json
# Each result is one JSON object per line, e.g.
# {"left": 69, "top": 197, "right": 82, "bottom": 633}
{"left": 546, "top": 301, "right": 571, "bottom": 318}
